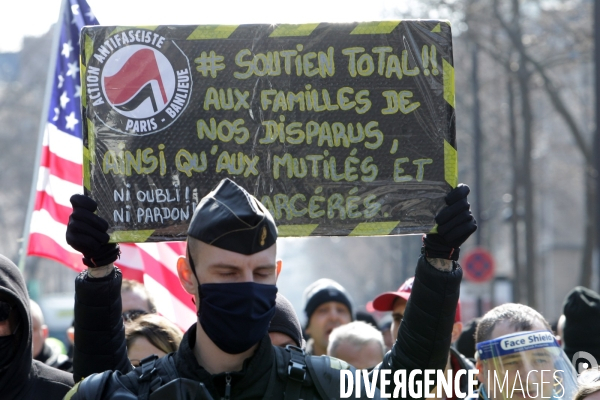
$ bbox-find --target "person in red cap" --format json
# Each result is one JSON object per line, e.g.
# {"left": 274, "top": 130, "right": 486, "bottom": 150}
{"left": 372, "top": 277, "right": 475, "bottom": 399}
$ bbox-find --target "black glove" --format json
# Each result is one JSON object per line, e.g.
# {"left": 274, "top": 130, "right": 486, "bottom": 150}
{"left": 422, "top": 184, "right": 477, "bottom": 261}
{"left": 66, "top": 194, "right": 120, "bottom": 268}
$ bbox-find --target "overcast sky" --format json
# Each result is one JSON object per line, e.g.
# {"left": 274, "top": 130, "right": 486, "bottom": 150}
{"left": 0, "top": 0, "right": 414, "bottom": 53}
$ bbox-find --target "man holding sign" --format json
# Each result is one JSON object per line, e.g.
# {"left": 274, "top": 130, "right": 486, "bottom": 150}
{"left": 66, "top": 18, "right": 476, "bottom": 399}
{"left": 64, "top": 178, "right": 475, "bottom": 399}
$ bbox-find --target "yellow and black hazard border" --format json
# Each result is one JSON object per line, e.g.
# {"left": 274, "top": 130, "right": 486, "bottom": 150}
{"left": 80, "top": 20, "right": 457, "bottom": 242}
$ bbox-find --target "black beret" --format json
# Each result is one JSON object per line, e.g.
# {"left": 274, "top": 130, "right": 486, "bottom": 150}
{"left": 188, "top": 178, "right": 277, "bottom": 255}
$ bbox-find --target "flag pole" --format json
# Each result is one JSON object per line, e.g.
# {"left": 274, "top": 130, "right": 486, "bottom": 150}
{"left": 18, "top": 0, "right": 69, "bottom": 271}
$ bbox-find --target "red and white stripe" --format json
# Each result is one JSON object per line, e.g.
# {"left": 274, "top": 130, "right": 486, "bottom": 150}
{"left": 28, "top": 123, "right": 196, "bottom": 329}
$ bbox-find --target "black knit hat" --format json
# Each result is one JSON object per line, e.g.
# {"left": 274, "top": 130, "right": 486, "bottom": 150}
{"left": 187, "top": 178, "right": 277, "bottom": 255}
{"left": 269, "top": 293, "right": 305, "bottom": 348}
{"left": 563, "top": 286, "right": 600, "bottom": 363}
{"left": 303, "top": 278, "right": 353, "bottom": 327}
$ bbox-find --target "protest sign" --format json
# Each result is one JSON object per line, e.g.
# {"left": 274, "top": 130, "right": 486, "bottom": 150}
{"left": 80, "top": 20, "right": 457, "bottom": 242}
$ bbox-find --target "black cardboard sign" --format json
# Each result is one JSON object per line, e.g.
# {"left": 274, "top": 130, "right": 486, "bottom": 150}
{"left": 81, "top": 21, "right": 457, "bottom": 242}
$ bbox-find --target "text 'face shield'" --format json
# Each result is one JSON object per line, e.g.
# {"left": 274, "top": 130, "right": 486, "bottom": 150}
{"left": 477, "top": 330, "right": 578, "bottom": 400}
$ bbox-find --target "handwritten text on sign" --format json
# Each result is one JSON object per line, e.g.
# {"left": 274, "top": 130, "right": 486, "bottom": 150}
{"left": 81, "top": 21, "right": 457, "bottom": 242}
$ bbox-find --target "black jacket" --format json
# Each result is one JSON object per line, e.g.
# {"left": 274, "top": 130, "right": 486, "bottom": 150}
{"left": 71, "top": 326, "right": 382, "bottom": 399}
{"left": 67, "top": 255, "right": 462, "bottom": 399}
{"left": 35, "top": 341, "right": 73, "bottom": 372}
{"left": 72, "top": 268, "right": 129, "bottom": 382}
{"left": 0, "top": 255, "right": 74, "bottom": 400}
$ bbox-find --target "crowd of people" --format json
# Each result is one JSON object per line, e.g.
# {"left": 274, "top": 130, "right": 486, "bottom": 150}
{"left": 0, "top": 178, "right": 599, "bottom": 399}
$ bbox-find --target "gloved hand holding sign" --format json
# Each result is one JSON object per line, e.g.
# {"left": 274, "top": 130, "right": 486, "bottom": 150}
{"left": 422, "top": 184, "right": 477, "bottom": 261}
{"left": 66, "top": 194, "right": 120, "bottom": 268}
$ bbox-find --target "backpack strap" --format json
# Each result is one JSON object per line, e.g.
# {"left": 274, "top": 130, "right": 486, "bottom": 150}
{"left": 137, "top": 355, "right": 161, "bottom": 400}
{"left": 275, "top": 345, "right": 356, "bottom": 399}
{"left": 306, "top": 355, "right": 353, "bottom": 400}
{"left": 159, "top": 353, "right": 180, "bottom": 382}
{"left": 283, "top": 345, "right": 308, "bottom": 400}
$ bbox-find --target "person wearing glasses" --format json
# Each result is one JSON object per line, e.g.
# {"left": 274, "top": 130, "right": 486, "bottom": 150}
{"left": 0, "top": 254, "right": 74, "bottom": 399}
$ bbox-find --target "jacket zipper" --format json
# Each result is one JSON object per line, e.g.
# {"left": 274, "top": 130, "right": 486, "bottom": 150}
{"left": 224, "top": 373, "right": 232, "bottom": 400}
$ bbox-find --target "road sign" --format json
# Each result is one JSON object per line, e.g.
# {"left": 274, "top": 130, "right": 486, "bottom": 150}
{"left": 463, "top": 248, "right": 495, "bottom": 283}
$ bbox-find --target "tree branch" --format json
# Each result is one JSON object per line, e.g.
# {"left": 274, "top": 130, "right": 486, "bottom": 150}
{"left": 492, "top": 0, "right": 592, "bottom": 165}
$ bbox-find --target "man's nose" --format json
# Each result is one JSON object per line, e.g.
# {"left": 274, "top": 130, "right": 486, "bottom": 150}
{"left": 328, "top": 309, "right": 343, "bottom": 321}
{"left": 242, "top": 269, "right": 254, "bottom": 282}
{"left": 523, "top": 369, "right": 541, "bottom": 397}
{"left": 0, "top": 321, "right": 12, "bottom": 336}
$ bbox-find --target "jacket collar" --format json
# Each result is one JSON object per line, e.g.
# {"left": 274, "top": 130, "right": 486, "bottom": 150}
{"left": 175, "top": 324, "right": 274, "bottom": 398}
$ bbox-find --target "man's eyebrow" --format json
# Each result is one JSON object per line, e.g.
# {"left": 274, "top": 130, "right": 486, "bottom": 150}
{"left": 208, "top": 264, "right": 241, "bottom": 270}
{"left": 532, "top": 351, "right": 551, "bottom": 357}
{"left": 392, "top": 312, "right": 404, "bottom": 318}
{"left": 253, "top": 265, "right": 276, "bottom": 271}
{"left": 207, "top": 264, "right": 276, "bottom": 271}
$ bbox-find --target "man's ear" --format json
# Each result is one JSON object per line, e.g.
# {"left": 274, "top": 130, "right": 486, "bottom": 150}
{"left": 42, "top": 325, "right": 49, "bottom": 340}
{"left": 276, "top": 260, "right": 282, "bottom": 277}
{"left": 177, "top": 256, "right": 197, "bottom": 296}
{"left": 476, "top": 358, "right": 484, "bottom": 383}
{"left": 451, "top": 321, "right": 463, "bottom": 343}
{"left": 66, "top": 326, "right": 75, "bottom": 344}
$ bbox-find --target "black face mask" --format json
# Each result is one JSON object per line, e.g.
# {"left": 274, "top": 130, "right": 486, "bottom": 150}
{"left": 198, "top": 282, "right": 277, "bottom": 354}
{"left": 0, "top": 313, "right": 19, "bottom": 370}
{"left": 0, "top": 333, "right": 17, "bottom": 370}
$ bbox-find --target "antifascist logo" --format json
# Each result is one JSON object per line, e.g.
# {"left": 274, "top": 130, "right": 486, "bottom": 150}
{"left": 86, "top": 29, "right": 192, "bottom": 135}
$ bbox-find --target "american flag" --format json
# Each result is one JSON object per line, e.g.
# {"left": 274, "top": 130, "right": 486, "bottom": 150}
{"left": 26, "top": 0, "right": 196, "bottom": 329}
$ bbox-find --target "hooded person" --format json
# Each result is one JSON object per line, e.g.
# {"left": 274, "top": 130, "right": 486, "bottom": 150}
{"left": 65, "top": 178, "right": 476, "bottom": 400}
{"left": 0, "top": 254, "right": 74, "bottom": 399}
